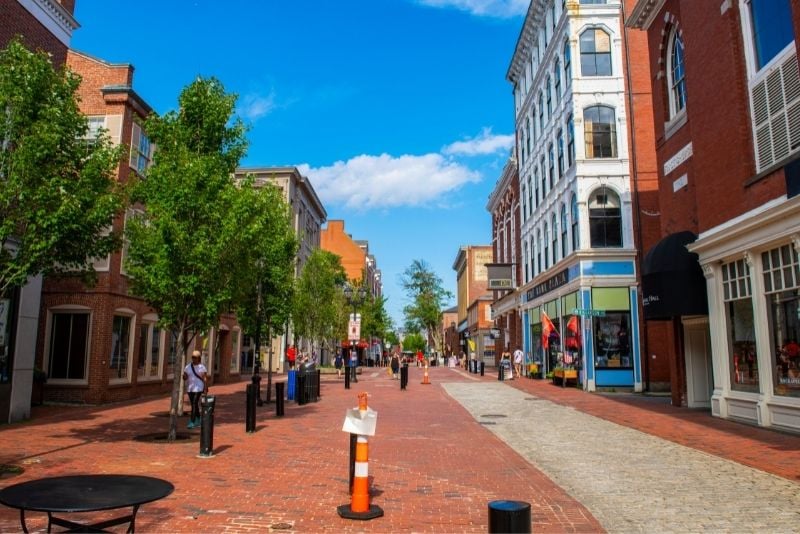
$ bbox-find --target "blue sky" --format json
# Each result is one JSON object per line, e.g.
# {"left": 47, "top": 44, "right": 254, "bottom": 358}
{"left": 70, "top": 0, "right": 527, "bottom": 325}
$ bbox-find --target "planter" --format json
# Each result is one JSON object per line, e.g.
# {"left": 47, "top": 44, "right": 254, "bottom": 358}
{"left": 552, "top": 368, "right": 578, "bottom": 387}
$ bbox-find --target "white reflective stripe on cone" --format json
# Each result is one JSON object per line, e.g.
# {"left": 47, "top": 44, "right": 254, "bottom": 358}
{"left": 354, "top": 462, "right": 369, "bottom": 477}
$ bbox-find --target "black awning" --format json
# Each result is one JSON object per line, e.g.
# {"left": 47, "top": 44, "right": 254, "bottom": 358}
{"left": 641, "top": 231, "right": 708, "bottom": 320}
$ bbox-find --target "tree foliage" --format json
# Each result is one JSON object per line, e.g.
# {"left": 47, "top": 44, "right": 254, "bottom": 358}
{"left": 400, "top": 259, "right": 453, "bottom": 355}
{"left": 292, "top": 249, "right": 347, "bottom": 358}
{"left": 0, "top": 38, "right": 125, "bottom": 296}
{"left": 124, "top": 76, "right": 247, "bottom": 440}
{"left": 401, "top": 332, "right": 426, "bottom": 352}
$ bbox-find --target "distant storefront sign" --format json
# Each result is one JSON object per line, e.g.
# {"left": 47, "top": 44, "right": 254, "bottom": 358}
{"left": 526, "top": 269, "right": 569, "bottom": 301}
{"left": 487, "top": 263, "right": 514, "bottom": 290}
{"left": 571, "top": 308, "right": 606, "bottom": 317}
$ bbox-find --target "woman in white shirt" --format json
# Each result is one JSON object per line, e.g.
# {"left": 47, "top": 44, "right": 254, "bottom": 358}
{"left": 183, "top": 350, "right": 208, "bottom": 429}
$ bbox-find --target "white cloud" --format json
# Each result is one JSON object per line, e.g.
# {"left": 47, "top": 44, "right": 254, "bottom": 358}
{"left": 442, "top": 127, "right": 515, "bottom": 156}
{"left": 238, "top": 90, "right": 276, "bottom": 121}
{"left": 416, "top": 0, "right": 528, "bottom": 18}
{"left": 298, "top": 153, "right": 480, "bottom": 210}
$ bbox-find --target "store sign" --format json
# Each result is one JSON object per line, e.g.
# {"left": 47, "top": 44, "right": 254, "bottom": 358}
{"left": 526, "top": 269, "right": 569, "bottom": 301}
{"left": 487, "top": 263, "right": 514, "bottom": 290}
{"left": 348, "top": 318, "right": 361, "bottom": 342}
{"left": 571, "top": 308, "right": 605, "bottom": 317}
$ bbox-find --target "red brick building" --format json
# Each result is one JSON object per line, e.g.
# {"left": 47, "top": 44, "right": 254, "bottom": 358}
{"left": 0, "top": 0, "right": 79, "bottom": 422}
{"left": 453, "top": 245, "right": 494, "bottom": 365}
{"left": 629, "top": 0, "right": 800, "bottom": 431}
{"left": 487, "top": 157, "right": 523, "bottom": 357}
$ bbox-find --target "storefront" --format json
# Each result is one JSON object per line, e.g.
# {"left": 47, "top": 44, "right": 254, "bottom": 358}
{"left": 690, "top": 197, "right": 800, "bottom": 432}
{"left": 521, "top": 260, "right": 642, "bottom": 392}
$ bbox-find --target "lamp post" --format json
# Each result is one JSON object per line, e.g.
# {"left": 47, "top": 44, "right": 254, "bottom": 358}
{"left": 344, "top": 284, "right": 367, "bottom": 383}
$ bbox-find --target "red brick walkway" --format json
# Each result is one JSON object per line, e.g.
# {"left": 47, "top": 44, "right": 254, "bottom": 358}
{"left": 0, "top": 367, "right": 600, "bottom": 533}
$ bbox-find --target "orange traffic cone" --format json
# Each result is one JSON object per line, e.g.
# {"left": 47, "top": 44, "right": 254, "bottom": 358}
{"left": 421, "top": 362, "right": 431, "bottom": 385}
{"left": 338, "top": 393, "right": 383, "bottom": 520}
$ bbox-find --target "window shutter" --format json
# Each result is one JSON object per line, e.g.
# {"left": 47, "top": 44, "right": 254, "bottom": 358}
{"left": 751, "top": 52, "right": 800, "bottom": 171}
{"left": 129, "top": 122, "right": 141, "bottom": 169}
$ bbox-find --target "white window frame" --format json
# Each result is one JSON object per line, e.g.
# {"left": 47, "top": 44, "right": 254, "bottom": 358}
{"left": 137, "top": 313, "right": 163, "bottom": 382}
{"left": 666, "top": 26, "right": 687, "bottom": 120}
{"left": 109, "top": 309, "right": 136, "bottom": 384}
{"left": 44, "top": 305, "right": 92, "bottom": 385}
{"left": 129, "top": 122, "right": 153, "bottom": 175}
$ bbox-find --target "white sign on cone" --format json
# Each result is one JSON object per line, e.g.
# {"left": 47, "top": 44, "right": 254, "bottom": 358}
{"left": 342, "top": 407, "right": 377, "bottom": 436}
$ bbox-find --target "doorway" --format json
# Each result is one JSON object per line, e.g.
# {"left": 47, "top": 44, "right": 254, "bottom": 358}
{"left": 683, "top": 318, "right": 713, "bottom": 409}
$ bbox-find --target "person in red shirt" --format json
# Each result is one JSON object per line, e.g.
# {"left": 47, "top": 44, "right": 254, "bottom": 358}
{"left": 286, "top": 344, "right": 297, "bottom": 369}
{"left": 416, "top": 350, "right": 424, "bottom": 367}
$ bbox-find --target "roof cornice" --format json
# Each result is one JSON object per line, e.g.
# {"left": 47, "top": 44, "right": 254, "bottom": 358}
{"left": 626, "top": 0, "right": 665, "bottom": 30}
{"left": 17, "top": 0, "right": 79, "bottom": 46}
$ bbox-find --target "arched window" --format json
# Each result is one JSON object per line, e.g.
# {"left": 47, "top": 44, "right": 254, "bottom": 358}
{"left": 525, "top": 117, "right": 532, "bottom": 156}
{"left": 571, "top": 193, "right": 579, "bottom": 250}
{"left": 524, "top": 241, "right": 530, "bottom": 282}
{"left": 544, "top": 222, "right": 550, "bottom": 269}
{"left": 536, "top": 229, "right": 543, "bottom": 273}
{"left": 534, "top": 166, "right": 540, "bottom": 207}
{"left": 554, "top": 59, "right": 562, "bottom": 101}
{"left": 584, "top": 106, "right": 617, "bottom": 158}
{"left": 567, "top": 114, "right": 575, "bottom": 167}
{"left": 521, "top": 185, "right": 527, "bottom": 222}
{"left": 551, "top": 213, "right": 558, "bottom": 265}
{"left": 540, "top": 156, "right": 547, "bottom": 197}
{"left": 580, "top": 28, "right": 612, "bottom": 76}
{"left": 538, "top": 92, "right": 545, "bottom": 132}
{"left": 560, "top": 204, "right": 568, "bottom": 257}
{"left": 556, "top": 129, "right": 565, "bottom": 177}
{"left": 528, "top": 114, "right": 534, "bottom": 146}
{"left": 589, "top": 186, "right": 622, "bottom": 248}
{"left": 519, "top": 128, "right": 525, "bottom": 164}
{"left": 667, "top": 26, "right": 687, "bottom": 118}
{"left": 563, "top": 40, "right": 572, "bottom": 86}
{"left": 546, "top": 76, "right": 552, "bottom": 117}
{"left": 548, "top": 144, "right": 555, "bottom": 187}
{"left": 527, "top": 176, "right": 534, "bottom": 217}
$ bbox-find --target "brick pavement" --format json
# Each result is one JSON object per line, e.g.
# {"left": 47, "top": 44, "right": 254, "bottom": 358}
{"left": 0, "top": 367, "right": 600, "bottom": 533}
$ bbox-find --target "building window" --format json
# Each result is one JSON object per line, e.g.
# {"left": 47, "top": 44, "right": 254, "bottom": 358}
{"left": 525, "top": 117, "right": 532, "bottom": 157}
{"left": 110, "top": 314, "right": 133, "bottom": 381}
{"left": 554, "top": 59, "right": 562, "bottom": 101}
{"left": 667, "top": 27, "right": 687, "bottom": 118}
{"left": 584, "top": 106, "right": 617, "bottom": 158}
{"left": 524, "top": 242, "right": 530, "bottom": 282}
{"left": 521, "top": 186, "right": 528, "bottom": 222}
{"left": 137, "top": 323, "right": 161, "bottom": 380}
{"left": 47, "top": 312, "right": 89, "bottom": 380}
{"left": 580, "top": 28, "right": 612, "bottom": 76}
{"left": 571, "top": 193, "right": 579, "bottom": 250}
{"left": 564, "top": 40, "right": 572, "bottom": 86}
{"left": 540, "top": 156, "right": 547, "bottom": 197}
{"left": 588, "top": 186, "right": 621, "bottom": 248}
{"left": 546, "top": 76, "right": 552, "bottom": 117}
{"left": 567, "top": 114, "right": 575, "bottom": 167}
{"left": 538, "top": 92, "right": 544, "bottom": 132}
{"left": 548, "top": 144, "right": 555, "bottom": 188}
{"left": 129, "top": 122, "right": 152, "bottom": 175}
{"left": 748, "top": 0, "right": 794, "bottom": 71}
{"left": 763, "top": 244, "right": 800, "bottom": 398}
{"left": 560, "top": 204, "right": 568, "bottom": 257}
{"left": 723, "top": 259, "right": 759, "bottom": 392}
{"left": 528, "top": 177, "right": 534, "bottom": 215}
{"left": 85, "top": 116, "right": 105, "bottom": 141}
{"left": 230, "top": 329, "right": 241, "bottom": 373}
{"left": 528, "top": 114, "right": 535, "bottom": 146}
{"left": 594, "top": 313, "right": 632, "bottom": 368}
{"left": 534, "top": 167, "right": 540, "bottom": 207}
{"left": 551, "top": 213, "right": 558, "bottom": 265}
{"left": 544, "top": 222, "right": 550, "bottom": 270}
{"left": 537, "top": 229, "right": 543, "bottom": 272}
{"left": 557, "top": 129, "right": 565, "bottom": 177}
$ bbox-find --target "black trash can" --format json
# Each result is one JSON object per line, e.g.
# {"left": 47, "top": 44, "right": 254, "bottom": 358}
{"left": 300, "top": 362, "right": 316, "bottom": 403}
{"left": 488, "top": 500, "right": 531, "bottom": 533}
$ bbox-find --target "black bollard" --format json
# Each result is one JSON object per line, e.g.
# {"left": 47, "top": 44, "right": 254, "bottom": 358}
{"left": 344, "top": 366, "right": 351, "bottom": 389}
{"left": 245, "top": 384, "right": 256, "bottom": 433}
{"left": 348, "top": 433, "right": 357, "bottom": 494}
{"left": 488, "top": 500, "right": 531, "bottom": 533}
{"left": 199, "top": 395, "right": 216, "bottom": 457}
{"left": 252, "top": 374, "right": 263, "bottom": 407}
{"left": 480, "top": 361, "right": 485, "bottom": 376}
{"left": 315, "top": 369, "right": 321, "bottom": 401}
{"left": 400, "top": 364, "right": 408, "bottom": 390}
{"left": 276, "top": 382, "right": 285, "bottom": 417}
{"left": 498, "top": 365, "right": 504, "bottom": 381}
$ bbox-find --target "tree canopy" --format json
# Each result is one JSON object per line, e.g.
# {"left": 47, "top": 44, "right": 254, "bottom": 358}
{"left": 124, "top": 76, "right": 247, "bottom": 440}
{"left": 0, "top": 38, "right": 125, "bottom": 296}
{"left": 400, "top": 259, "right": 453, "bottom": 355}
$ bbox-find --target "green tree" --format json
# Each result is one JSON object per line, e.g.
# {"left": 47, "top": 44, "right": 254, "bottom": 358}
{"left": 231, "top": 177, "right": 297, "bottom": 398}
{"left": 292, "top": 249, "right": 347, "bottom": 361}
{"left": 361, "top": 291, "right": 391, "bottom": 355}
{"left": 401, "top": 332, "right": 426, "bottom": 353}
{"left": 400, "top": 259, "right": 453, "bottom": 356}
{"left": 0, "top": 38, "right": 125, "bottom": 297}
{"left": 124, "top": 76, "right": 247, "bottom": 440}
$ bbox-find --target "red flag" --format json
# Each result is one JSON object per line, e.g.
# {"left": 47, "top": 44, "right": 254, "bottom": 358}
{"left": 566, "top": 315, "right": 579, "bottom": 335}
{"left": 541, "top": 311, "right": 558, "bottom": 349}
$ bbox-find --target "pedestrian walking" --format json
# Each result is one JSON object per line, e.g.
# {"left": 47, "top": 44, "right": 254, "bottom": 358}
{"left": 334, "top": 350, "right": 344, "bottom": 378}
{"left": 183, "top": 350, "right": 207, "bottom": 429}
{"left": 390, "top": 351, "right": 400, "bottom": 379}
{"left": 513, "top": 346, "right": 524, "bottom": 379}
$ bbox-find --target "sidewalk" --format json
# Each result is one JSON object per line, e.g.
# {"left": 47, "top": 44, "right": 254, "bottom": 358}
{"left": 0, "top": 367, "right": 601, "bottom": 533}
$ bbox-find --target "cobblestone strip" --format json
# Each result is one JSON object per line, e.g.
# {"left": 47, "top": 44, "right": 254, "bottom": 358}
{"left": 444, "top": 382, "right": 800, "bottom": 533}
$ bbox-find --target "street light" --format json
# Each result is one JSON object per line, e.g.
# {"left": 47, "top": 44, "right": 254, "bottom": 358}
{"left": 344, "top": 284, "right": 367, "bottom": 383}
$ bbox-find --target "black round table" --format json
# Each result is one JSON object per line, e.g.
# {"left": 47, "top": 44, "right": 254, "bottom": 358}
{"left": 0, "top": 474, "right": 174, "bottom": 533}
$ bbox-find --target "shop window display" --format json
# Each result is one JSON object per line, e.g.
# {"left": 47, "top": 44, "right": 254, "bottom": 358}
{"left": 763, "top": 244, "right": 800, "bottom": 397}
{"left": 593, "top": 312, "right": 631, "bottom": 368}
{"left": 723, "top": 258, "right": 759, "bottom": 392}
{"left": 564, "top": 314, "right": 582, "bottom": 369}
